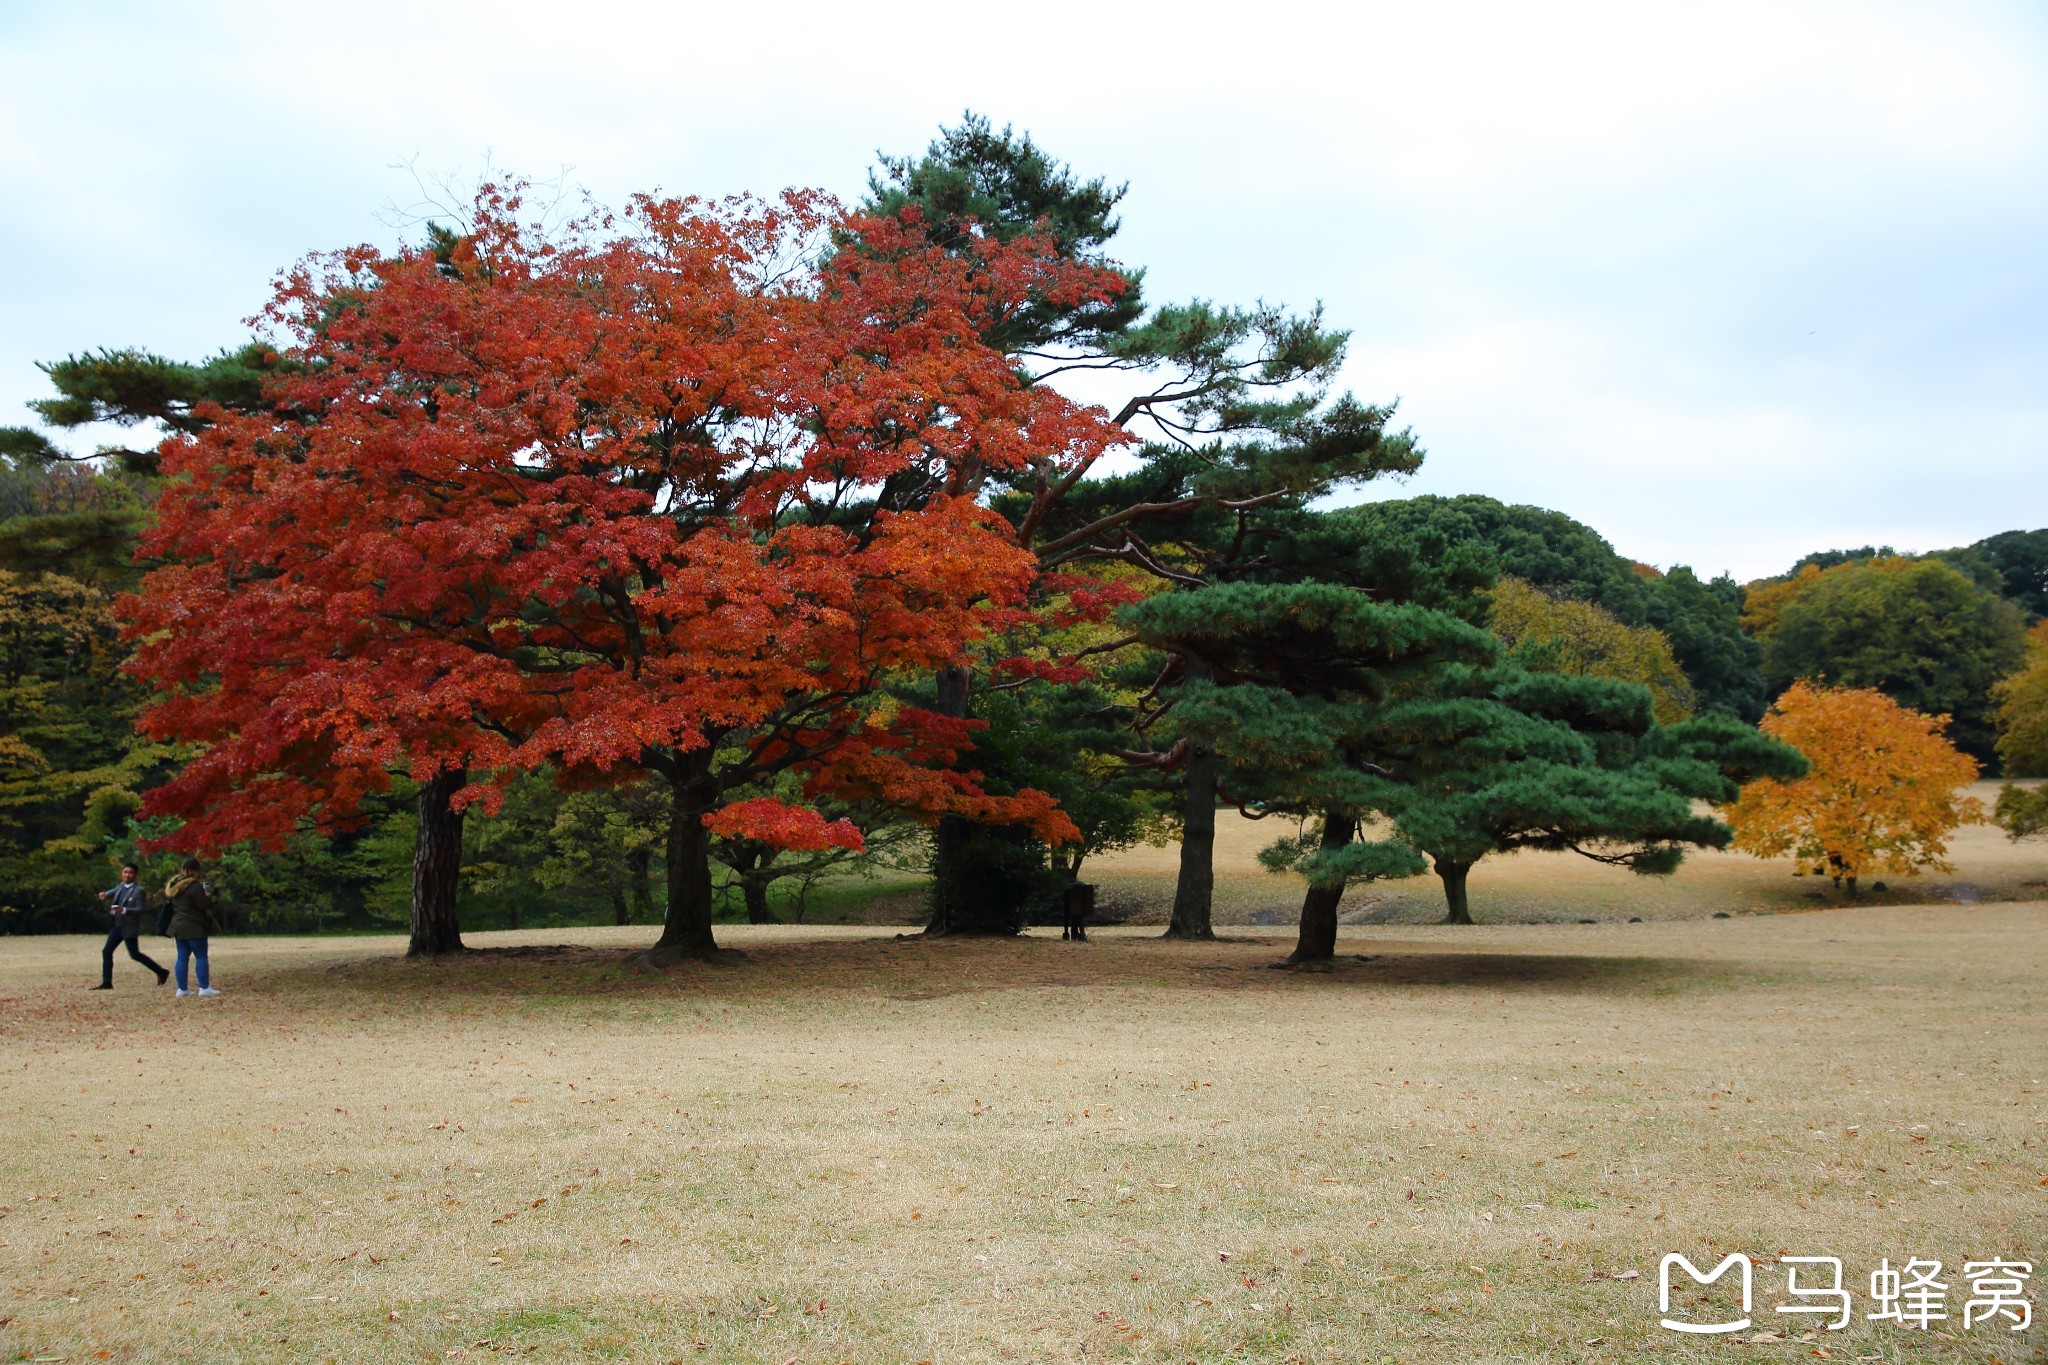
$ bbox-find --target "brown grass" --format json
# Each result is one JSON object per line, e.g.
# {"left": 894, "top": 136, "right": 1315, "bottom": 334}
{"left": 3, "top": 874, "right": 2045, "bottom": 1362}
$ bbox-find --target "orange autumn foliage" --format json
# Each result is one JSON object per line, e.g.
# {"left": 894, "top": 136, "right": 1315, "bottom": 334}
{"left": 1723, "top": 681, "right": 1983, "bottom": 885}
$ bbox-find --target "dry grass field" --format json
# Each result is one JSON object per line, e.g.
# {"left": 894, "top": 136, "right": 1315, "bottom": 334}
{"left": 3, "top": 813, "right": 2045, "bottom": 1363}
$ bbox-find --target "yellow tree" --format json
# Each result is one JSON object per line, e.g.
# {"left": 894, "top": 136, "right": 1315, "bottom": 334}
{"left": 1489, "top": 576, "right": 1696, "bottom": 722}
{"left": 1723, "top": 681, "right": 1983, "bottom": 895}
{"left": 1992, "top": 620, "right": 2048, "bottom": 776}
{"left": 1991, "top": 622, "right": 2048, "bottom": 843}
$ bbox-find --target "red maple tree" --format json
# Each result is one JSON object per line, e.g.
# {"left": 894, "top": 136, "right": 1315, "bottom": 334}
{"left": 126, "top": 186, "right": 1126, "bottom": 961}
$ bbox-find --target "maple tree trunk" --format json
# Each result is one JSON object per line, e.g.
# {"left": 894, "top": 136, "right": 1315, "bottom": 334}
{"left": 743, "top": 878, "right": 777, "bottom": 924}
{"left": 647, "top": 762, "right": 723, "bottom": 963}
{"left": 1437, "top": 859, "right": 1474, "bottom": 925}
{"left": 407, "top": 767, "right": 466, "bottom": 958}
{"left": 1284, "top": 812, "right": 1356, "bottom": 964}
{"left": 1163, "top": 743, "right": 1219, "bottom": 940}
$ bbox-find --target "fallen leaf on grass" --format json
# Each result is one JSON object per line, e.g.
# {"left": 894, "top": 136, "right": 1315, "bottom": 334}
{"left": 1585, "top": 1337, "right": 1606, "bottom": 1346}
{"left": 1611, "top": 1270, "right": 1640, "bottom": 1281}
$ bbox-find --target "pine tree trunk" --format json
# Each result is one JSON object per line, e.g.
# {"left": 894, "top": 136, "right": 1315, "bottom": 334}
{"left": 610, "top": 880, "right": 629, "bottom": 926}
{"left": 1163, "top": 743, "right": 1219, "bottom": 939}
{"left": 407, "top": 766, "right": 466, "bottom": 958}
{"left": 1284, "top": 812, "right": 1356, "bottom": 964}
{"left": 628, "top": 847, "right": 656, "bottom": 924}
{"left": 743, "top": 877, "right": 776, "bottom": 924}
{"left": 924, "top": 665, "right": 1024, "bottom": 936}
{"left": 1437, "top": 858, "right": 1475, "bottom": 925}
{"left": 645, "top": 760, "right": 723, "bottom": 964}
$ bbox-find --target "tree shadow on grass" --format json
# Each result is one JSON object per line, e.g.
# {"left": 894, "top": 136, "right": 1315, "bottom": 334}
{"left": 286, "top": 932, "right": 1783, "bottom": 1007}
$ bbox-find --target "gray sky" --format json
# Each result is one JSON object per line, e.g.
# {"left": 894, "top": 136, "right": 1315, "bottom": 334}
{"left": 4, "top": 0, "right": 2043, "bottom": 581}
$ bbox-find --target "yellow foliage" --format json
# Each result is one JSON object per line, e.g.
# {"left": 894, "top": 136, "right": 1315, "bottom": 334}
{"left": 1488, "top": 576, "right": 1694, "bottom": 722}
{"left": 1739, "top": 556, "right": 1925, "bottom": 641}
{"left": 1740, "top": 563, "right": 1822, "bottom": 638}
{"left": 1992, "top": 620, "right": 2048, "bottom": 777}
{"left": 1723, "top": 681, "right": 1983, "bottom": 882}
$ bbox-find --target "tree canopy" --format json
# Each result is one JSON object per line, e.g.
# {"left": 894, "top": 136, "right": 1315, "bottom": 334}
{"left": 1341, "top": 495, "right": 1764, "bottom": 719}
{"left": 1724, "top": 681, "right": 1983, "bottom": 893}
{"left": 1992, "top": 621, "right": 2048, "bottom": 777}
{"left": 1488, "top": 576, "right": 1695, "bottom": 723}
{"left": 124, "top": 185, "right": 1116, "bottom": 962}
{"left": 1752, "top": 556, "right": 2026, "bottom": 764}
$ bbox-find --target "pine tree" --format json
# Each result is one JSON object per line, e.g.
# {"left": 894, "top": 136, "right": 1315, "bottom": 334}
{"left": 861, "top": 116, "right": 1424, "bottom": 935}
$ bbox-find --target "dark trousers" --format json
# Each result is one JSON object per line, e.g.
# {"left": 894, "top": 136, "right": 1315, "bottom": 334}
{"left": 101, "top": 928, "right": 166, "bottom": 985}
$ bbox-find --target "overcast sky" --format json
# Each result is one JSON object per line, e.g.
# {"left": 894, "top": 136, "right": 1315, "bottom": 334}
{"left": 3, "top": 1, "right": 2042, "bottom": 580}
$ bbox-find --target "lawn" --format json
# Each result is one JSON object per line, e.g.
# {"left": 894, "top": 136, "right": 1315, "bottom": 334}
{"left": 2, "top": 827, "right": 2044, "bottom": 1362}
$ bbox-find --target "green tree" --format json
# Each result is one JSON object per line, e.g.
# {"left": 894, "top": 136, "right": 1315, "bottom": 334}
{"left": 0, "top": 565, "right": 171, "bottom": 931}
{"left": 1135, "top": 595, "right": 1488, "bottom": 958}
{"left": 1992, "top": 622, "right": 2048, "bottom": 776}
{"left": 864, "top": 116, "right": 1425, "bottom": 937}
{"left": 1370, "top": 678, "right": 1804, "bottom": 924}
{"left": 1489, "top": 576, "right": 1695, "bottom": 722}
{"left": 1759, "top": 556, "right": 2027, "bottom": 764}
{"left": 1970, "top": 528, "right": 2048, "bottom": 618}
{"left": 1121, "top": 512, "right": 1499, "bottom": 951}
{"left": 1342, "top": 495, "right": 1764, "bottom": 718}
{"left": 539, "top": 782, "right": 667, "bottom": 926}
{"left": 1340, "top": 495, "right": 1655, "bottom": 620}
{"left": 1993, "top": 783, "right": 2048, "bottom": 841}
{"left": 1642, "top": 566, "right": 1766, "bottom": 721}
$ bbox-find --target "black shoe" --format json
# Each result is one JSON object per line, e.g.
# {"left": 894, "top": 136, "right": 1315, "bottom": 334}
{"left": 155, "top": 969, "right": 170, "bottom": 986}
{"left": 91, "top": 983, "right": 113, "bottom": 990}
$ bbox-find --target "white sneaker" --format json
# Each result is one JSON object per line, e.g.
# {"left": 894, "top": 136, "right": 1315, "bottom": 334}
{"left": 175, "top": 989, "right": 191, "bottom": 997}
{"left": 196, "top": 987, "right": 220, "bottom": 997}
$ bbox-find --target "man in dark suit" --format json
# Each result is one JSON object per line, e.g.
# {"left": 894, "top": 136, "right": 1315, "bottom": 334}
{"left": 94, "top": 863, "right": 169, "bottom": 989}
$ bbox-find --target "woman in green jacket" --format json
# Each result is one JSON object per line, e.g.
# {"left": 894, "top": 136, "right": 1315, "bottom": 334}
{"left": 163, "top": 858, "right": 220, "bottom": 997}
